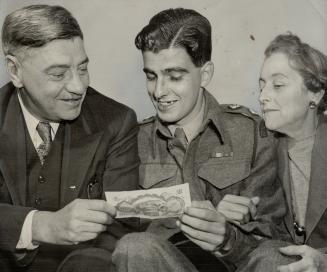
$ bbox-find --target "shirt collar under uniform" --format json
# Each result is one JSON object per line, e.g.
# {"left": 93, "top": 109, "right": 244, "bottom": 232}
{"left": 151, "top": 89, "right": 227, "bottom": 150}
{"left": 167, "top": 94, "right": 206, "bottom": 143}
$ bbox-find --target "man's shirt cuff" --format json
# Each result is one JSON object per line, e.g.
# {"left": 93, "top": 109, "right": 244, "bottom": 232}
{"left": 16, "top": 210, "right": 39, "bottom": 250}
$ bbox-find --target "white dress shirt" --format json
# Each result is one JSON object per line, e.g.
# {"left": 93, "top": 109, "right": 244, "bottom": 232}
{"left": 16, "top": 92, "right": 59, "bottom": 250}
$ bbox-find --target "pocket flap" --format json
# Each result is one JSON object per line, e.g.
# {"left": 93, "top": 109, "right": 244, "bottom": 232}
{"left": 198, "top": 159, "right": 251, "bottom": 189}
{"left": 140, "top": 164, "right": 177, "bottom": 188}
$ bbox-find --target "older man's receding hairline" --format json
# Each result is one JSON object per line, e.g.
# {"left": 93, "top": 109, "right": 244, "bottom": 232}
{"left": 1, "top": 5, "right": 83, "bottom": 56}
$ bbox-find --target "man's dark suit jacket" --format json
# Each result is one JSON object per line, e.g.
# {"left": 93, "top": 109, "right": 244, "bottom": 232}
{"left": 0, "top": 82, "right": 139, "bottom": 269}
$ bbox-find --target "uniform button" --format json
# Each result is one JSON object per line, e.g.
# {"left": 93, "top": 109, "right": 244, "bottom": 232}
{"left": 38, "top": 175, "right": 45, "bottom": 183}
{"left": 168, "top": 143, "right": 174, "bottom": 149}
{"left": 35, "top": 197, "right": 42, "bottom": 206}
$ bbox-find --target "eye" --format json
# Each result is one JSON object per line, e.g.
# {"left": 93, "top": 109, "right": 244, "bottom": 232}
{"left": 145, "top": 73, "right": 156, "bottom": 81}
{"left": 49, "top": 73, "right": 65, "bottom": 81}
{"left": 273, "top": 83, "right": 284, "bottom": 89}
{"left": 78, "top": 66, "right": 88, "bottom": 75}
{"left": 169, "top": 75, "right": 182, "bottom": 82}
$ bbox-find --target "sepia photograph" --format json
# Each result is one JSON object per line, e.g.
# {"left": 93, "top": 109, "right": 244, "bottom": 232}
{"left": 0, "top": 0, "right": 327, "bottom": 271}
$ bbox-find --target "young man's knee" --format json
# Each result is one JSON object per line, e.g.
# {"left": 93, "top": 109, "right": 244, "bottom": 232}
{"left": 115, "top": 232, "right": 165, "bottom": 255}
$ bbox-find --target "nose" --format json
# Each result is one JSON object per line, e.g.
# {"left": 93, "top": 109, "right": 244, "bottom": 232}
{"left": 65, "top": 71, "right": 87, "bottom": 95}
{"left": 259, "top": 85, "right": 270, "bottom": 104}
{"left": 153, "top": 78, "right": 168, "bottom": 99}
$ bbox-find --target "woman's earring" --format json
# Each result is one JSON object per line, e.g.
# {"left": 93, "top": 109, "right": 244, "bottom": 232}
{"left": 309, "top": 101, "right": 317, "bottom": 109}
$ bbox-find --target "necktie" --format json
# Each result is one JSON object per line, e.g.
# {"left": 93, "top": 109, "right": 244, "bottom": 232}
{"left": 36, "top": 122, "right": 52, "bottom": 164}
{"left": 170, "top": 127, "right": 188, "bottom": 169}
{"left": 174, "top": 127, "right": 188, "bottom": 151}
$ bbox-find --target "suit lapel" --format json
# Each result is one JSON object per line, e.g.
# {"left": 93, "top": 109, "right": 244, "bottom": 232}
{"left": 305, "top": 117, "right": 327, "bottom": 240}
{"left": 0, "top": 91, "right": 27, "bottom": 205}
{"left": 277, "top": 137, "right": 295, "bottom": 240}
{"left": 60, "top": 108, "right": 103, "bottom": 206}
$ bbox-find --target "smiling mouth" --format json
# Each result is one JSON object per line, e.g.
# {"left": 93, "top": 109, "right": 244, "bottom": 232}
{"left": 60, "top": 98, "right": 82, "bottom": 105}
{"left": 157, "top": 99, "right": 178, "bottom": 107}
{"left": 263, "top": 109, "right": 278, "bottom": 113}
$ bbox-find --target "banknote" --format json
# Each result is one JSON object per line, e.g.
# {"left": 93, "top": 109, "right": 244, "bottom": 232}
{"left": 105, "top": 183, "right": 191, "bottom": 219}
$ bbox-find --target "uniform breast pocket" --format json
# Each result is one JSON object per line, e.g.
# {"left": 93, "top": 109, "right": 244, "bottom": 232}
{"left": 139, "top": 163, "right": 178, "bottom": 189}
{"left": 198, "top": 158, "right": 251, "bottom": 189}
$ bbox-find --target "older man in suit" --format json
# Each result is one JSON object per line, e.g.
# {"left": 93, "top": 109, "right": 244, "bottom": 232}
{"left": 0, "top": 5, "right": 139, "bottom": 272}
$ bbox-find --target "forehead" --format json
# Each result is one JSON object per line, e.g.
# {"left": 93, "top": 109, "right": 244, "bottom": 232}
{"left": 261, "top": 52, "right": 298, "bottom": 76}
{"left": 21, "top": 37, "right": 87, "bottom": 67}
{"left": 142, "top": 47, "right": 195, "bottom": 71}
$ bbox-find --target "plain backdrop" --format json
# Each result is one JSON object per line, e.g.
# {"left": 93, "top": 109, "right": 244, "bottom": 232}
{"left": 0, "top": 0, "right": 326, "bottom": 120}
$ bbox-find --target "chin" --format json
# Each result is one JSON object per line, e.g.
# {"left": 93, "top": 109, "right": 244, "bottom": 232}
{"left": 157, "top": 112, "right": 179, "bottom": 124}
{"left": 60, "top": 110, "right": 81, "bottom": 121}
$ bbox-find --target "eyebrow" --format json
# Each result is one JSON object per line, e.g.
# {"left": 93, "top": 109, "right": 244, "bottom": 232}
{"left": 143, "top": 67, "right": 189, "bottom": 74}
{"left": 44, "top": 57, "right": 89, "bottom": 72}
{"left": 271, "top": 73, "right": 288, "bottom": 79}
{"left": 259, "top": 72, "right": 288, "bottom": 82}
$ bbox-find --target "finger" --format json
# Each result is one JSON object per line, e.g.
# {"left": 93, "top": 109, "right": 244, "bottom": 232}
{"left": 72, "top": 232, "right": 99, "bottom": 243}
{"left": 180, "top": 222, "right": 224, "bottom": 246}
{"left": 191, "top": 200, "right": 215, "bottom": 210}
{"left": 279, "top": 245, "right": 307, "bottom": 257}
{"left": 223, "top": 196, "right": 257, "bottom": 219}
{"left": 85, "top": 200, "right": 117, "bottom": 216}
{"left": 185, "top": 207, "right": 225, "bottom": 223}
{"left": 183, "top": 233, "right": 217, "bottom": 252}
{"left": 219, "top": 210, "right": 250, "bottom": 224}
{"left": 251, "top": 196, "right": 260, "bottom": 206}
{"left": 78, "top": 209, "right": 114, "bottom": 225}
{"left": 277, "top": 259, "right": 310, "bottom": 272}
{"left": 72, "top": 221, "right": 108, "bottom": 234}
{"left": 180, "top": 213, "right": 225, "bottom": 234}
{"left": 218, "top": 201, "right": 250, "bottom": 218}
{"left": 222, "top": 194, "right": 253, "bottom": 206}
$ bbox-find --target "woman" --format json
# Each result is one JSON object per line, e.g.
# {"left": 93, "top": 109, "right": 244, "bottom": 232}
{"left": 259, "top": 33, "right": 327, "bottom": 272}
{"left": 219, "top": 33, "right": 327, "bottom": 272}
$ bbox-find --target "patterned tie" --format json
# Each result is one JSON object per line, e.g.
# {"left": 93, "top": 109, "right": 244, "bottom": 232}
{"left": 36, "top": 122, "right": 52, "bottom": 165}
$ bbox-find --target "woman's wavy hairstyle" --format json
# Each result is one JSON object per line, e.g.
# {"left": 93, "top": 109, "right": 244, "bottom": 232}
{"left": 265, "top": 33, "right": 327, "bottom": 113}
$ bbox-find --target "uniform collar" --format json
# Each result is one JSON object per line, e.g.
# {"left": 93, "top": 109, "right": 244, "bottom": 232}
{"left": 151, "top": 89, "right": 227, "bottom": 151}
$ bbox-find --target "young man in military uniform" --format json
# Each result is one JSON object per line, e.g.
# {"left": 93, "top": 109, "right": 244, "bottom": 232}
{"left": 113, "top": 8, "right": 286, "bottom": 272}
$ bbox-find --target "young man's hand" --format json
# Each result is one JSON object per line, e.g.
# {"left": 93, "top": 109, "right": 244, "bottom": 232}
{"left": 217, "top": 194, "right": 260, "bottom": 225}
{"left": 176, "top": 200, "right": 234, "bottom": 253}
{"left": 32, "top": 199, "right": 116, "bottom": 245}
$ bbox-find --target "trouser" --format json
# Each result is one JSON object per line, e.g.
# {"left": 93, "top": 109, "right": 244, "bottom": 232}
{"left": 112, "top": 232, "right": 231, "bottom": 272}
{"left": 236, "top": 239, "right": 300, "bottom": 272}
{"left": 0, "top": 244, "right": 115, "bottom": 272}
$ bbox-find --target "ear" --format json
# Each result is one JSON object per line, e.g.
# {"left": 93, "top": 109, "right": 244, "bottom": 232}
{"left": 200, "top": 61, "right": 214, "bottom": 88}
{"left": 5, "top": 55, "right": 24, "bottom": 88}
{"left": 309, "top": 89, "right": 325, "bottom": 105}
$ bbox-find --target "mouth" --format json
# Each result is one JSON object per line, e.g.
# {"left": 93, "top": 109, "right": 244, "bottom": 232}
{"left": 262, "top": 108, "right": 278, "bottom": 114}
{"left": 156, "top": 99, "right": 178, "bottom": 109}
{"left": 60, "top": 97, "right": 83, "bottom": 106}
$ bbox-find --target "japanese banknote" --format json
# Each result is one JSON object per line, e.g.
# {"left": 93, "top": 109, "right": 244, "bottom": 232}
{"left": 105, "top": 183, "right": 191, "bottom": 219}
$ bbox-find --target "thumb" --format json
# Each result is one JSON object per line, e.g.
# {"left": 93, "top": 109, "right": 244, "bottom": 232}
{"left": 279, "top": 245, "right": 303, "bottom": 256}
{"left": 191, "top": 200, "right": 215, "bottom": 210}
{"left": 251, "top": 196, "right": 260, "bottom": 206}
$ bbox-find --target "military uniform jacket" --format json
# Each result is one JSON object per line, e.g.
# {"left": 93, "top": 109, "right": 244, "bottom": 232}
{"left": 0, "top": 82, "right": 139, "bottom": 263}
{"left": 138, "top": 90, "right": 286, "bottom": 265}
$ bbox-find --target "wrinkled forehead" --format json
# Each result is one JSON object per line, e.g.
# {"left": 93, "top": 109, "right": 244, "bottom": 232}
{"left": 19, "top": 38, "right": 88, "bottom": 68}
